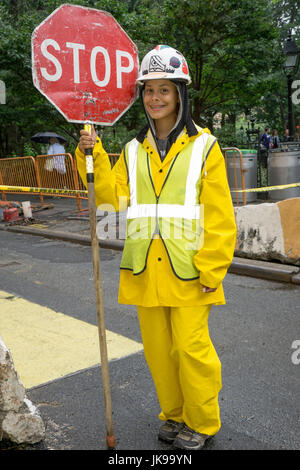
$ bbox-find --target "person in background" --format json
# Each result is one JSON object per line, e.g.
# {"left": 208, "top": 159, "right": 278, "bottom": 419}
{"left": 281, "top": 128, "right": 291, "bottom": 142}
{"left": 47, "top": 137, "right": 66, "bottom": 174}
{"left": 271, "top": 129, "right": 280, "bottom": 148}
{"left": 294, "top": 132, "right": 300, "bottom": 142}
{"left": 259, "top": 127, "right": 271, "bottom": 150}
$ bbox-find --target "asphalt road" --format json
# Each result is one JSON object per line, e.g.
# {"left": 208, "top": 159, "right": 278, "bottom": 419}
{"left": 0, "top": 204, "right": 300, "bottom": 451}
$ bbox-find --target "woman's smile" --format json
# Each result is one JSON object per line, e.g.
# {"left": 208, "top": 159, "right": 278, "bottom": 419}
{"left": 144, "top": 79, "right": 179, "bottom": 124}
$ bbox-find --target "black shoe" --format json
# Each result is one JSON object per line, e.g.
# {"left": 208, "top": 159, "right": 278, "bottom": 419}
{"left": 173, "top": 424, "right": 213, "bottom": 450}
{"left": 158, "top": 420, "right": 185, "bottom": 443}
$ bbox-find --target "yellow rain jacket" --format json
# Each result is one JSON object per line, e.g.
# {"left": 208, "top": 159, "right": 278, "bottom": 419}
{"left": 75, "top": 126, "right": 236, "bottom": 307}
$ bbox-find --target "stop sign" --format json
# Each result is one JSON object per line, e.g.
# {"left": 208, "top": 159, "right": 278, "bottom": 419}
{"left": 32, "top": 4, "right": 139, "bottom": 125}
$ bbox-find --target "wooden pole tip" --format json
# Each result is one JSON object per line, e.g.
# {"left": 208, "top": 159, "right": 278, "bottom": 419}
{"left": 106, "top": 434, "right": 116, "bottom": 449}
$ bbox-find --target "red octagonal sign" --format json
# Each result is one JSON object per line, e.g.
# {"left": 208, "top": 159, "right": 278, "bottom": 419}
{"left": 32, "top": 4, "right": 139, "bottom": 125}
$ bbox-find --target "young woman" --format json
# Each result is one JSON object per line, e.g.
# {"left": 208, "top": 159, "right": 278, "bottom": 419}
{"left": 76, "top": 45, "right": 236, "bottom": 450}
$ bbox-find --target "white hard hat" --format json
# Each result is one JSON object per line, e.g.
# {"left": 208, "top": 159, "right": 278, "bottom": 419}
{"left": 137, "top": 45, "right": 191, "bottom": 85}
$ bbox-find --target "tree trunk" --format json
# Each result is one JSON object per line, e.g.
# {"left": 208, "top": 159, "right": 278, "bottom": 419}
{"left": 192, "top": 96, "right": 201, "bottom": 125}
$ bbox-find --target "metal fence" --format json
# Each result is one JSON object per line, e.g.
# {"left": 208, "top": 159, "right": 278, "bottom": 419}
{"left": 0, "top": 149, "right": 246, "bottom": 208}
{"left": 0, "top": 153, "right": 120, "bottom": 211}
{"left": 0, "top": 156, "right": 43, "bottom": 203}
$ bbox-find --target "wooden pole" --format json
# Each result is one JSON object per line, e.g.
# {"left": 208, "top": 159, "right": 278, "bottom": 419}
{"left": 84, "top": 124, "right": 115, "bottom": 449}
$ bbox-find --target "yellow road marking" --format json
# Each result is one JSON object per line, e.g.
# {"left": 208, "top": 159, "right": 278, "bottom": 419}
{"left": 28, "top": 224, "right": 48, "bottom": 229}
{"left": 0, "top": 290, "right": 143, "bottom": 389}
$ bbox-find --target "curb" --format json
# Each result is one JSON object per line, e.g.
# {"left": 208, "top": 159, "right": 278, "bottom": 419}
{"left": 229, "top": 257, "right": 300, "bottom": 285}
{"left": 0, "top": 224, "right": 124, "bottom": 251}
{"left": 0, "top": 223, "right": 300, "bottom": 285}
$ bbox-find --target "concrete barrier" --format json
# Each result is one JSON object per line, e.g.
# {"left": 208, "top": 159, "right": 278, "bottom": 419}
{"left": 0, "top": 336, "right": 45, "bottom": 444}
{"left": 235, "top": 197, "right": 300, "bottom": 266}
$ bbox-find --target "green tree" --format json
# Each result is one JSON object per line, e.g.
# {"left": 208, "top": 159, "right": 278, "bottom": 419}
{"left": 0, "top": 0, "right": 298, "bottom": 156}
{"left": 160, "top": 0, "right": 278, "bottom": 130}
{"left": 269, "top": 0, "right": 300, "bottom": 133}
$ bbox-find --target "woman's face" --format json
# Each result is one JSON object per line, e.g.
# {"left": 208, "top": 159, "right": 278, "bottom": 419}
{"left": 143, "top": 79, "right": 179, "bottom": 124}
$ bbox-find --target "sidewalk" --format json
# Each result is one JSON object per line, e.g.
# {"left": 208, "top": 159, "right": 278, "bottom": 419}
{"left": 1, "top": 194, "right": 300, "bottom": 285}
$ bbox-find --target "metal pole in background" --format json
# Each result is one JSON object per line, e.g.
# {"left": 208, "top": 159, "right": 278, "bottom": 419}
{"left": 287, "top": 75, "right": 294, "bottom": 138}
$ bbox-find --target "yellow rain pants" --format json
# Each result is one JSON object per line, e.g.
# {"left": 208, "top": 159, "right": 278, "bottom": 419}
{"left": 137, "top": 304, "right": 222, "bottom": 436}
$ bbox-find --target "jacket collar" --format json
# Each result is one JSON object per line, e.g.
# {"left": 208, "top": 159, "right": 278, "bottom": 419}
{"left": 138, "top": 125, "right": 210, "bottom": 169}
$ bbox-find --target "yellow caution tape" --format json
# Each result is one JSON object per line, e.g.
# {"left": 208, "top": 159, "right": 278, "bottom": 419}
{"left": 1, "top": 182, "right": 299, "bottom": 196}
{"left": 231, "top": 182, "right": 300, "bottom": 193}
{"left": 0, "top": 185, "right": 88, "bottom": 195}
